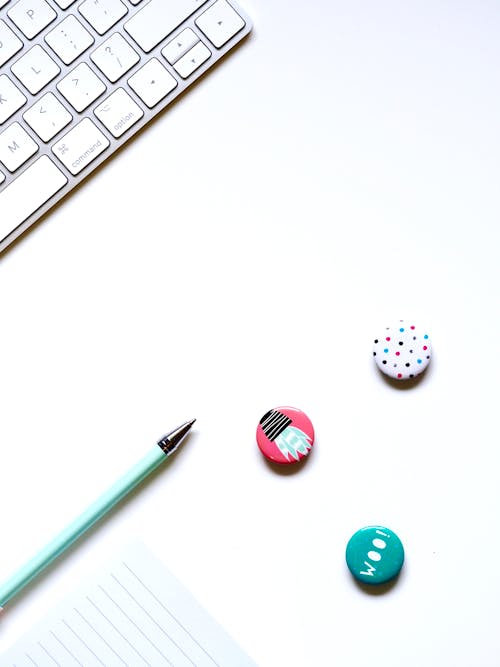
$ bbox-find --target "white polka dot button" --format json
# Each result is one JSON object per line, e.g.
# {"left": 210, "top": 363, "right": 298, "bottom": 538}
{"left": 373, "top": 321, "right": 431, "bottom": 380}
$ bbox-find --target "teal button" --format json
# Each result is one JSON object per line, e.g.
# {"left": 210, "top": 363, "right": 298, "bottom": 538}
{"left": 345, "top": 526, "right": 404, "bottom": 585}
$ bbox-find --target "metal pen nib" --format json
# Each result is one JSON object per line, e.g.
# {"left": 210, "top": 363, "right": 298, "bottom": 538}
{"left": 157, "top": 419, "right": 196, "bottom": 455}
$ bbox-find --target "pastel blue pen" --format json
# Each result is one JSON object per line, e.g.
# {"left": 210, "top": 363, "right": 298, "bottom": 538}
{"left": 0, "top": 419, "right": 195, "bottom": 611}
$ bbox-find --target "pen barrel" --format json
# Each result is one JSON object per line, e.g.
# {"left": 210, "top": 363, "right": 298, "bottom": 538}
{"left": 0, "top": 445, "right": 167, "bottom": 608}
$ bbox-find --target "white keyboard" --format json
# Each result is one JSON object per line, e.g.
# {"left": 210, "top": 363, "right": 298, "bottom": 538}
{"left": 0, "top": 0, "right": 251, "bottom": 252}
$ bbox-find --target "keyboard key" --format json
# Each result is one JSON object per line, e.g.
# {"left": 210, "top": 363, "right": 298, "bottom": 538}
{"left": 161, "top": 28, "right": 198, "bottom": 65}
{"left": 0, "top": 122, "right": 38, "bottom": 172}
{"left": 11, "top": 45, "right": 60, "bottom": 95}
{"left": 0, "top": 20, "right": 23, "bottom": 68}
{"left": 0, "top": 75, "right": 27, "bottom": 125}
{"left": 94, "top": 87, "right": 143, "bottom": 138}
{"left": 45, "top": 15, "right": 94, "bottom": 65}
{"left": 0, "top": 170, "right": 5, "bottom": 184}
{"left": 195, "top": 0, "right": 245, "bottom": 48}
{"left": 57, "top": 62, "right": 106, "bottom": 112}
{"left": 8, "top": 0, "right": 57, "bottom": 39}
{"left": 0, "top": 0, "right": 10, "bottom": 7}
{"left": 52, "top": 117, "right": 109, "bottom": 175}
{"left": 23, "top": 92, "right": 72, "bottom": 142}
{"left": 79, "top": 0, "right": 128, "bottom": 36}
{"left": 173, "top": 41, "right": 210, "bottom": 79}
{"left": 0, "top": 156, "right": 67, "bottom": 242}
{"left": 127, "top": 58, "right": 177, "bottom": 108}
{"left": 91, "top": 33, "right": 139, "bottom": 83}
{"left": 124, "top": 0, "right": 208, "bottom": 53}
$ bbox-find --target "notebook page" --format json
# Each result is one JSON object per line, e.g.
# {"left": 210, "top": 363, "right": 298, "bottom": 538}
{"left": 2, "top": 542, "right": 258, "bottom": 667}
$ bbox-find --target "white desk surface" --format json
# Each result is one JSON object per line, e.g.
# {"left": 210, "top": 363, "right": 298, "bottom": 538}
{"left": 1, "top": 1, "right": 500, "bottom": 665}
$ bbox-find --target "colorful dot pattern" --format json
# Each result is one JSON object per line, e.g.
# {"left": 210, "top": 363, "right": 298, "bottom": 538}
{"left": 373, "top": 321, "right": 431, "bottom": 380}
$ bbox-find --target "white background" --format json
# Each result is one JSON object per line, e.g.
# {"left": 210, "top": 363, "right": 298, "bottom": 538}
{"left": 1, "top": 1, "right": 500, "bottom": 665}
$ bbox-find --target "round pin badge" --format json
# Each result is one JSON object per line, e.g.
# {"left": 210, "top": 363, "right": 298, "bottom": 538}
{"left": 373, "top": 321, "right": 431, "bottom": 380}
{"left": 256, "top": 406, "right": 314, "bottom": 464}
{"left": 345, "top": 526, "right": 404, "bottom": 585}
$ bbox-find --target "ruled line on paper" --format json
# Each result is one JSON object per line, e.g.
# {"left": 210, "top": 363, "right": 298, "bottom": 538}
{"left": 62, "top": 618, "right": 106, "bottom": 666}
{"left": 122, "top": 561, "right": 222, "bottom": 667}
{"left": 111, "top": 571, "right": 198, "bottom": 667}
{"left": 96, "top": 585, "right": 174, "bottom": 666}
{"left": 50, "top": 630, "right": 83, "bottom": 667}
{"left": 38, "top": 642, "right": 60, "bottom": 666}
{"left": 86, "top": 595, "right": 152, "bottom": 667}
{"left": 74, "top": 606, "right": 129, "bottom": 666}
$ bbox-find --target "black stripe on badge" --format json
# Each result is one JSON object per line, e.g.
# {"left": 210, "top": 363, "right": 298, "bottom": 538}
{"left": 260, "top": 410, "right": 292, "bottom": 441}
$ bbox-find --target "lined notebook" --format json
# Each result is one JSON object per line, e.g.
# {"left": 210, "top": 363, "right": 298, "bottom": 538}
{"left": 3, "top": 542, "right": 258, "bottom": 666}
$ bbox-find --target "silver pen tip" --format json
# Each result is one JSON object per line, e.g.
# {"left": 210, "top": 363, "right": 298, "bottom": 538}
{"left": 157, "top": 419, "right": 196, "bottom": 455}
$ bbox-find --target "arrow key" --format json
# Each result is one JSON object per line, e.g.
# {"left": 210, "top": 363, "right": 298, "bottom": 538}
{"left": 195, "top": 0, "right": 245, "bottom": 48}
{"left": 162, "top": 28, "right": 199, "bottom": 65}
{"left": 127, "top": 58, "right": 177, "bottom": 108}
{"left": 173, "top": 41, "right": 211, "bottom": 79}
{"left": 23, "top": 92, "right": 73, "bottom": 142}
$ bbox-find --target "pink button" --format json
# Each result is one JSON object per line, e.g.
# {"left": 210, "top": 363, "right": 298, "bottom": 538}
{"left": 256, "top": 406, "right": 315, "bottom": 464}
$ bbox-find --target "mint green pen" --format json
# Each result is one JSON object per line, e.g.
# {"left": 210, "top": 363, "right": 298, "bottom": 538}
{"left": 0, "top": 419, "right": 195, "bottom": 611}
